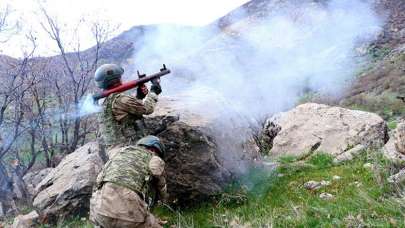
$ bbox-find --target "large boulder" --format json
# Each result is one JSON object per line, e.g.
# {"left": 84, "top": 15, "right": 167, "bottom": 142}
{"left": 32, "top": 142, "right": 104, "bottom": 224}
{"left": 107, "top": 105, "right": 233, "bottom": 205}
{"left": 23, "top": 168, "right": 53, "bottom": 200}
{"left": 11, "top": 211, "right": 39, "bottom": 228}
{"left": 142, "top": 97, "right": 242, "bottom": 204}
{"left": 157, "top": 121, "right": 231, "bottom": 204}
{"left": 383, "top": 120, "right": 405, "bottom": 164}
{"left": 261, "top": 103, "right": 388, "bottom": 159}
{"left": 394, "top": 120, "right": 405, "bottom": 154}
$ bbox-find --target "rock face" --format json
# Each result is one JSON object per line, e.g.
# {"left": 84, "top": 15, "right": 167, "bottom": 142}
{"left": 32, "top": 142, "right": 104, "bottom": 224}
{"left": 262, "top": 103, "right": 388, "bottom": 159}
{"left": 23, "top": 168, "right": 53, "bottom": 199}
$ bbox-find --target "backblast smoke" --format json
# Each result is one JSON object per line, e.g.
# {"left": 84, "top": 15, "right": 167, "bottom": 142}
{"left": 129, "top": 0, "right": 383, "bottom": 173}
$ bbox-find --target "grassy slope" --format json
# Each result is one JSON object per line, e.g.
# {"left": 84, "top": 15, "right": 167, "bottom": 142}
{"left": 13, "top": 152, "right": 405, "bottom": 227}
{"left": 153, "top": 153, "right": 405, "bottom": 227}
{"left": 341, "top": 48, "right": 405, "bottom": 122}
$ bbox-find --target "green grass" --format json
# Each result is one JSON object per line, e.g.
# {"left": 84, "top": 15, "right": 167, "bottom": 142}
{"left": 343, "top": 92, "right": 405, "bottom": 121}
{"left": 38, "top": 217, "right": 93, "bottom": 228}
{"left": 154, "top": 153, "right": 405, "bottom": 227}
{"left": 388, "top": 119, "right": 398, "bottom": 130}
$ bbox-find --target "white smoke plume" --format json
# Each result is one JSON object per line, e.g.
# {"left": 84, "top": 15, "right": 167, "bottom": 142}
{"left": 130, "top": 0, "right": 383, "bottom": 171}
{"left": 131, "top": 0, "right": 383, "bottom": 171}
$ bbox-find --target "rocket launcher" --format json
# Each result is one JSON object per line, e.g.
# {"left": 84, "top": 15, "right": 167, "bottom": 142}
{"left": 92, "top": 64, "right": 171, "bottom": 101}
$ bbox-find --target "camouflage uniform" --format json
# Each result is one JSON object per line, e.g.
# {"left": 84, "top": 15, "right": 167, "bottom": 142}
{"left": 90, "top": 145, "right": 167, "bottom": 228}
{"left": 99, "top": 92, "right": 158, "bottom": 149}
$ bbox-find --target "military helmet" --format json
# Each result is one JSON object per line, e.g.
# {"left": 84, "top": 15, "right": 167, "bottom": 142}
{"left": 136, "top": 135, "right": 165, "bottom": 157}
{"left": 94, "top": 64, "right": 124, "bottom": 89}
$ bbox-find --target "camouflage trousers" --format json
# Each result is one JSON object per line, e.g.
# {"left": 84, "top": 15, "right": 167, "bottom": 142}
{"left": 90, "top": 182, "right": 162, "bottom": 228}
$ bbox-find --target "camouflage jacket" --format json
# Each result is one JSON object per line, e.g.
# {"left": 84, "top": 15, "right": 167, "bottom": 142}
{"left": 96, "top": 145, "right": 167, "bottom": 202}
{"left": 98, "top": 92, "right": 158, "bottom": 149}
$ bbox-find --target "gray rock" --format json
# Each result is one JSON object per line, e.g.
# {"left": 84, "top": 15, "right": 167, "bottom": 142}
{"left": 261, "top": 103, "right": 387, "bottom": 159}
{"left": 319, "top": 192, "right": 334, "bottom": 200}
{"left": 12, "top": 211, "right": 39, "bottom": 228}
{"left": 304, "top": 180, "right": 331, "bottom": 191}
{"left": 320, "top": 180, "right": 331, "bottom": 186}
{"left": 23, "top": 168, "right": 53, "bottom": 199}
{"left": 383, "top": 130, "right": 405, "bottom": 164}
{"left": 334, "top": 144, "right": 366, "bottom": 164}
{"left": 394, "top": 120, "right": 405, "bottom": 154}
{"left": 157, "top": 120, "right": 232, "bottom": 205}
{"left": 33, "top": 142, "right": 104, "bottom": 224}
{"left": 388, "top": 168, "right": 405, "bottom": 184}
{"left": 332, "top": 175, "right": 341, "bottom": 181}
{"left": 304, "top": 181, "right": 322, "bottom": 190}
{"left": 363, "top": 163, "right": 373, "bottom": 169}
{"left": 107, "top": 114, "right": 233, "bottom": 205}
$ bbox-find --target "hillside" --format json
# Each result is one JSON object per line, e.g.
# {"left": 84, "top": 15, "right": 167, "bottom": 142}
{"left": 338, "top": 0, "right": 405, "bottom": 120}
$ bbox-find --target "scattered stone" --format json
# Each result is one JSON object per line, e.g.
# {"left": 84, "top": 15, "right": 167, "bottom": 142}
{"left": 261, "top": 103, "right": 387, "bottom": 159}
{"left": 363, "top": 163, "right": 373, "bottom": 169}
{"left": 304, "top": 181, "right": 322, "bottom": 190}
{"left": 350, "top": 181, "right": 362, "bottom": 187}
{"left": 332, "top": 175, "right": 341, "bottom": 181}
{"left": 12, "top": 211, "right": 39, "bottom": 228}
{"left": 319, "top": 193, "right": 334, "bottom": 200}
{"left": 304, "top": 180, "right": 331, "bottom": 190}
{"left": 388, "top": 168, "right": 405, "bottom": 184}
{"left": 334, "top": 144, "right": 366, "bottom": 164}
{"left": 320, "top": 180, "right": 331, "bottom": 186}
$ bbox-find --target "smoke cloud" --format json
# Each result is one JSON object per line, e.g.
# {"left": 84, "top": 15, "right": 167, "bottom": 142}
{"left": 130, "top": 0, "right": 382, "bottom": 171}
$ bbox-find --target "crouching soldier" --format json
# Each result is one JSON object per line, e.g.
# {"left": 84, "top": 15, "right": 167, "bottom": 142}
{"left": 90, "top": 135, "right": 168, "bottom": 228}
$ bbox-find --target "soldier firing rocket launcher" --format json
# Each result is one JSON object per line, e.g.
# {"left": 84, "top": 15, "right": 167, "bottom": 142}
{"left": 92, "top": 64, "right": 171, "bottom": 101}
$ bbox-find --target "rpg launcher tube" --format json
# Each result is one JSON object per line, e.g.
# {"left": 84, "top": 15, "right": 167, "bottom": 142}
{"left": 93, "top": 65, "right": 171, "bottom": 101}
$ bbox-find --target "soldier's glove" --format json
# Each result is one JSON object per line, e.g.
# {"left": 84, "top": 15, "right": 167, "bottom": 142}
{"left": 136, "top": 84, "right": 148, "bottom": 99}
{"left": 150, "top": 79, "right": 162, "bottom": 95}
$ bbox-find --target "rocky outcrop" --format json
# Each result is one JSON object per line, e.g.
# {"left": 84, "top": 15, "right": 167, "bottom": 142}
{"left": 23, "top": 168, "right": 53, "bottom": 200}
{"left": 32, "top": 142, "right": 104, "bottom": 224}
{"left": 261, "top": 103, "right": 388, "bottom": 159}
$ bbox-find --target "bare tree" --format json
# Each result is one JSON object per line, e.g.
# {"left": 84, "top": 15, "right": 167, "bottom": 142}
{"left": 0, "top": 5, "right": 19, "bottom": 43}
{"left": 0, "top": 43, "right": 37, "bottom": 161}
{"left": 39, "top": 7, "right": 116, "bottom": 153}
